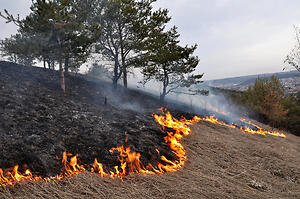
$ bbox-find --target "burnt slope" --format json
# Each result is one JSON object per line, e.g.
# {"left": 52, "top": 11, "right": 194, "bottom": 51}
{"left": 0, "top": 61, "right": 176, "bottom": 176}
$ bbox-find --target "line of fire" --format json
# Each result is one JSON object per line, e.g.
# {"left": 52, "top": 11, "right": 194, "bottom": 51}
{"left": 0, "top": 108, "right": 285, "bottom": 187}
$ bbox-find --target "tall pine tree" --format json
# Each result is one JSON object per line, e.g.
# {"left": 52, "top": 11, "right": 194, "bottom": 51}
{"left": 93, "top": 0, "right": 170, "bottom": 88}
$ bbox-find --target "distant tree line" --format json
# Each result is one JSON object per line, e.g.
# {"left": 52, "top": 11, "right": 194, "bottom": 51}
{"left": 0, "top": 0, "right": 204, "bottom": 101}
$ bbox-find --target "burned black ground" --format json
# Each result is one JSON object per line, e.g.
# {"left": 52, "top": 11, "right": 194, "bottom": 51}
{"left": 0, "top": 61, "right": 183, "bottom": 177}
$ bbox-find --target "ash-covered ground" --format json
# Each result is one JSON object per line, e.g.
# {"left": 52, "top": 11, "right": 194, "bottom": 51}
{"left": 0, "top": 61, "right": 184, "bottom": 177}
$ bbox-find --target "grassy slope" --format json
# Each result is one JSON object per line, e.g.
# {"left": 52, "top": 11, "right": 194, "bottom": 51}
{"left": 1, "top": 121, "right": 299, "bottom": 199}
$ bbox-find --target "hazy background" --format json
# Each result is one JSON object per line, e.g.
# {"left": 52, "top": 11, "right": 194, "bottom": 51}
{"left": 1, "top": 0, "right": 300, "bottom": 80}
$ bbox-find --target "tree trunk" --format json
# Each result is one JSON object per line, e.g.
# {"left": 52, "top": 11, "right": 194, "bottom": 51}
{"left": 160, "top": 92, "right": 166, "bottom": 103}
{"left": 43, "top": 58, "right": 46, "bottom": 68}
{"left": 59, "top": 57, "right": 65, "bottom": 93}
{"left": 123, "top": 67, "right": 127, "bottom": 88}
{"left": 47, "top": 60, "right": 51, "bottom": 69}
{"left": 52, "top": 60, "right": 55, "bottom": 70}
{"left": 160, "top": 66, "right": 169, "bottom": 102}
{"left": 113, "top": 59, "right": 119, "bottom": 90}
{"left": 121, "top": 52, "right": 127, "bottom": 88}
{"left": 119, "top": 23, "right": 128, "bottom": 88}
{"left": 160, "top": 82, "right": 167, "bottom": 102}
{"left": 64, "top": 56, "right": 69, "bottom": 75}
{"left": 113, "top": 79, "right": 118, "bottom": 89}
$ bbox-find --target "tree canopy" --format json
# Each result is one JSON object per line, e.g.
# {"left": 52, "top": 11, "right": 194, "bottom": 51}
{"left": 93, "top": 0, "right": 170, "bottom": 88}
{"left": 1, "top": 0, "right": 100, "bottom": 92}
{"left": 138, "top": 26, "right": 205, "bottom": 101}
{"left": 1, "top": 0, "right": 204, "bottom": 96}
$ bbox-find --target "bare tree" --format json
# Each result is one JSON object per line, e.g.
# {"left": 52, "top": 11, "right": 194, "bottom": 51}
{"left": 285, "top": 25, "right": 300, "bottom": 72}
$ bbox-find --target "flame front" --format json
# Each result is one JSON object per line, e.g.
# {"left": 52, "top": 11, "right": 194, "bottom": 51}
{"left": 0, "top": 108, "right": 286, "bottom": 187}
{"left": 0, "top": 108, "right": 194, "bottom": 186}
{"left": 239, "top": 118, "right": 286, "bottom": 137}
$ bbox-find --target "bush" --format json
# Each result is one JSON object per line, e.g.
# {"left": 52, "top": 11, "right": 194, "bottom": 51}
{"left": 212, "top": 79, "right": 300, "bottom": 136}
{"left": 242, "top": 76, "right": 287, "bottom": 125}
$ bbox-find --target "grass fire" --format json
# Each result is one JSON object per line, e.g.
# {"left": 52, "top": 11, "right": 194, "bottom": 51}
{"left": 0, "top": 108, "right": 286, "bottom": 187}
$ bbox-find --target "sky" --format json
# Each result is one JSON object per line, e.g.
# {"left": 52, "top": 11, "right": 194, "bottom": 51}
{"left": 0, "top": 0, "right": 300, "bottom": 80}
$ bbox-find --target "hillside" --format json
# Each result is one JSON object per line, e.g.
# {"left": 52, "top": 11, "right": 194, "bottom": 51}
{"left": 206, "top": 71, "right": 300, "bottom": 93}
{"left": 0, "top": 62, "right": 299, "bottom": 199}
{"left": 0, "top": 61, "right": 176, "bottom": 176}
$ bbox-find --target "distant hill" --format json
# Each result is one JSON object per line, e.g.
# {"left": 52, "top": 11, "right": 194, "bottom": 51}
{"left": 206, "top": 70, "right": 300, "bottom": 93}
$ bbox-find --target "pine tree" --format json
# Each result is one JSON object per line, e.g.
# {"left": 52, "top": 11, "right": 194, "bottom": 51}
{"left": 93, "top": 0, "right": 170, "bottom": 89}
{"left": 1, "top": 0, "right": 99, "bottom": 92}
{"left": 138, "top": 26, "right": 204, "bottom": 102}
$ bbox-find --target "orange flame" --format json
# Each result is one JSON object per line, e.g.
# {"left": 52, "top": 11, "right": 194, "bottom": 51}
{"left": 239, "top": 118, "right": 286, "bottom": 137}
{"left": 0, "top": 108, "right": 194, "bottom": 186}
{"left": 0, "top": 108, "right": 286, "bottom": 187}
{"left": 193, "top": 115, "right": 236, "bottom": 129}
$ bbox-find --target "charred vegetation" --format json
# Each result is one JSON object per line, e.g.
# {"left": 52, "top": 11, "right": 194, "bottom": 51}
{"left": 0, "top": 61, "right": 181, "bottom": 177}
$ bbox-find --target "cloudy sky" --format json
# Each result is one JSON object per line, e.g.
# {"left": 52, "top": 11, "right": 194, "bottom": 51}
{"left": 1, "top": 0, "right": 300, "bottom": 80}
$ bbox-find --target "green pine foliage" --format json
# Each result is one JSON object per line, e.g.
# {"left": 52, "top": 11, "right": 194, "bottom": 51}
{"left": 93, "top": 0, "right": 171, "bottom": 88}
{"left": 0, "top": 33, "right": 36, "bottom": 66}
{"left": 1, "top": 0, "right": 99, "bottom": 71}
{"left": 86, "top": 63, "right": 113, "bottom": 80}
{"left": 138, "top": 26, "right": 204, "bottom": 101}
{"left": 215, "top": 77, "right": 300, "bottom": 136}
{"left": 1, "top": 0, "right": 204, "bottom": 94}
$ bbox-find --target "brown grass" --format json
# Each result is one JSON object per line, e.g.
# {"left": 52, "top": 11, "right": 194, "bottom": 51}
{"left": 1, "top": 121, "right": 299, "bottom": 199}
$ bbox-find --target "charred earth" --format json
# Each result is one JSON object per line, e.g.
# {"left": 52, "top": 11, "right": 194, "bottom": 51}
{"left": 0, "top": 61, "right": 179, "bottom": 177}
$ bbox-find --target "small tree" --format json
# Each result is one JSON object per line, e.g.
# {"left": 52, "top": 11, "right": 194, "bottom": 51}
{"left": 138, "top": 27, "right": 205, "bottom": 102}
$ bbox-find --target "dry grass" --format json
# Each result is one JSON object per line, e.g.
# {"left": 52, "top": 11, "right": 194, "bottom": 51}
{"left": 1, "top": 121, "right": 300, "bottom": 199}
